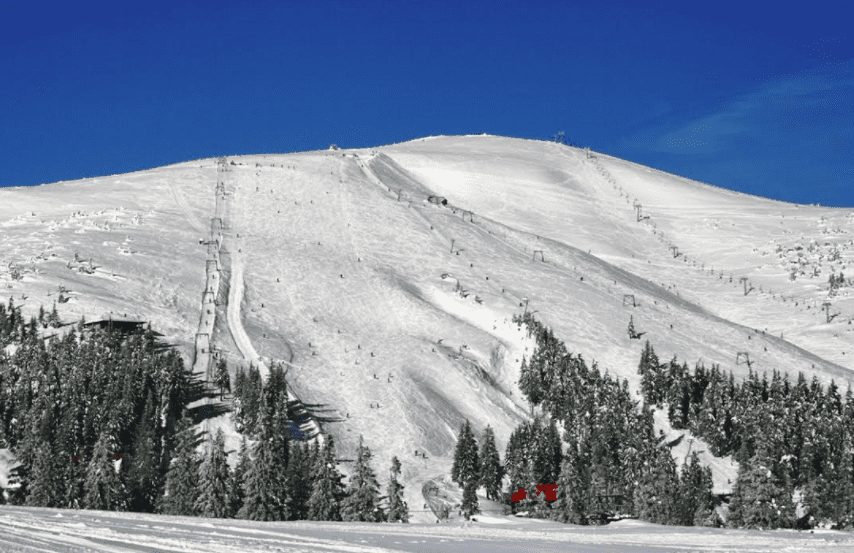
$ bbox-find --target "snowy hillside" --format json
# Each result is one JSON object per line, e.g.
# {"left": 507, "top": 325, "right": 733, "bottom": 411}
{"left": 1, "top": 135, "right": 852, "bottom": 514}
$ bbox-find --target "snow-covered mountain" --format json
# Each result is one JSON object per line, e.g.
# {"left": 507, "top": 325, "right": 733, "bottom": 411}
{"left": 2, "top": 135, "right": 853, "bottom": 514}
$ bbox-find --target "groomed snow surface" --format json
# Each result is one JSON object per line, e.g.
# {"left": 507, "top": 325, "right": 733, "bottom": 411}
{"left": 1, "top": 506, "right": 853, "bottom": 553}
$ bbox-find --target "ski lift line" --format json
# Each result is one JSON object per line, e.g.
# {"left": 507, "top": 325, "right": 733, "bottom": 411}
{"left": 354, "top": 155, "right": 457, "bottom": 255}
{"left": 451, "top": 204, "right": 632, "bottom": 307}
{"left": 353, "top": 156, "right": 543, "bottom": 323}
{"left": 192, "top": 158, "right": 230, "bottom": 436}
{"left": 581, "top": 150, "right": 842, "bottom": 323}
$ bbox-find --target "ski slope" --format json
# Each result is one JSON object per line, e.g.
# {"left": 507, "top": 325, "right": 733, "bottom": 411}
{"left": 1, "top": 135, "right": 853, "bottom": 517}
{"left": 1, "top": 505, "right": 852, "bottom": 553}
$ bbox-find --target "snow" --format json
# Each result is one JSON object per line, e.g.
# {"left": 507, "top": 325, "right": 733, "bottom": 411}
{"left": 1, "top": 135, "right": 852, "bottom": 523}
{"left": 0, "top": 449, "right": 14, "bottom": 489}
{"left": 0, "top": 505, "right": 851, "bottom": 552}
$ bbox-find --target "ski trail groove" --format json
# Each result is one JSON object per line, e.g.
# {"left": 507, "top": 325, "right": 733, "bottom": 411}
{"left": 168, "top": 178, "right": 206, "bottom": 234}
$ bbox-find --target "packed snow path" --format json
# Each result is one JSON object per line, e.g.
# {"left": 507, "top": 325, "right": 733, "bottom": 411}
{"left": 1, "top": 506, "right": 852, "bottom": 553}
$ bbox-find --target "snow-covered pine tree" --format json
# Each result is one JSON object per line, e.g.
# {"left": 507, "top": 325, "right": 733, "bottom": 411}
{"left": 239, "top": 395, "right": 290, "bottom": 520}
{"left": 556, "top": 449, "right": 590, "bottom": 524}
{"left": 478, "top": 425, "right": 504, "bottom": 501}
{"left": 627, "top": 315, "right": 645, "bottom": 340}
{"left": 727, "top": 448, "right": 794, "bottom": 529}
{"left": 637, "top": 341, "right": 662, "bottom": 404}
{"left": 228, "top": 436, "right": 250, "bottom": 517}
{"left": 518, "top": 355, "right": 541, "bottom": 406}
{"left": 307, "top": 435, "right": 345, "bottom": 521}
{"left": 633, "top": 447, "right": 678, "bottom": 525}
{"left": 20, "top": 371, "right": 62, "bottom": 508}
{"left": 47, "top": 302, "right": 61, "bottom": 328}
{"left": 234, "top": 365, "right": 263, "bottom": 435}
{"left": 677, "top": 452, "right": 716, "bottom": 526}
{"left": 460, "top": 480, "right": 479, "bottom": 519}
{"left": 127, "top": 391, "right": 162, "bottom": 512}
{"left": 504, "top": 425, "right": 532, "bottom": 492}
{"left": 285, "top": 442, "right": 314, "bottom": 520}
{"left": 240, "top": 365, "right": 291, "bottom": 520}
{"left": 214, "top": 358, "right": 230, "bottom": 400}
{"left": 450, "top": 420, "right": 480, "bottom": 488}
{"left": 341, "top": 435, "right": 383, "bottom": 522}
{"left": 25, "top": 439, "right": 63, "bottom": 507}
{"left": 83, "top": 431, "right": 129, "bottom": 511}
{"left": 195, "top": 429, "right": 231, "bottom": 518}
{"left": 386, "top": 456, "right": 409, "bottom": 522}
{"left": 533, "top": 419, "right": 562, "bottom": 484}
{"left": 158, "top": 415, "right": 201, "bottom": 516}
{"left": 266, "top": 366, "right": 291, "bottom": 471}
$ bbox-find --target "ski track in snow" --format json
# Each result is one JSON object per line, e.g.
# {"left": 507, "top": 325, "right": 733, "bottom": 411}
{"left": 168, "top": 178, "right": 206, "bottom": 235}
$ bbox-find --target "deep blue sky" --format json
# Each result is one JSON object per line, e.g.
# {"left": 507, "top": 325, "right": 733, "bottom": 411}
{"left": 2, "top": 1, "right": 853, "bottom": 206}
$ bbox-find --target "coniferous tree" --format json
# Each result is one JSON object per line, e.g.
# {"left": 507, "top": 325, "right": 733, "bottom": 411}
{"left": 159, "top": 416, "right": 201, "bottom": 516}
{"left": 214, "top": 358, "right": 230, "bottom": 400}
{"left": 234, "top": 365, "right": 263, "bottom": 434}
{"left": 307, "top": 436, "right": 345, "bottom": 521}
{"left": 461, "top": 480, "right": 479, "bottom": 519}
{"left": 633, "top": 447, "right": 678, "bottom": 525}
{"left": 228, "top": 436, "right": 250, "bottom": 517}
{"left": 341, "top": 435, "right": 383, "bottom": 522}
{"left": 239, "top": 368, "right": 291, "bottom": 521}
{"left": 728, "top": 449, "right": 794, "bottom": 529}
{"left": 556, "top": 448, "right": 590, "bottom": 524}
{"left": 239, "top": 425, "right": 286, "bottom": 521}
{"left": 504, "top": 425, "right": 532, "bottom": 492}
{"left": 478, "top": 425, "right": 504, "bottom": 501}
{"left": 627, "top": 315, "right": 645, "bottom": 340}
{"left": 386, "top": 456, "right": 409, "bottom": 522}
{"left": 25, "top": 439, "right": 63, "bottom": 507}
{"left": 637, "top": 341, "right": 662, "bottom": 404}
{"left": 83, "top": 431, "right": 128, "bottom": 511}
{"left": 533, "top": 419, "right": 562, "bottom": 484}
{"left": 676, "top": 452, "right": 716, "bottom": 526}
{"left": 0, "top": 306, "right": 202, "bottom": 515}
{"left": 518, "top": 355, "right": 539, "bottom": 406}
{"left": 47, "top": 302, "right": 61, "bottom": 328}
{"left": 195, "top": 429, "right": 231, "bottom": 518}
{"left": 127, "top": 392, "right": 162, "bottom": 512}
{"left": 285, "top": 442, "right": 314, "bottom": 520}
{"left": 451, "top": 420, "right": 480, "bottom": 489}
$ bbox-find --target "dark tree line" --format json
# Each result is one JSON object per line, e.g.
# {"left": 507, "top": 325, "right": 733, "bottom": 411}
{"left": 0, "top": 307, "right": 197, "bottom": 510}
{"left": 451, "top": 313, "right": 717, "bottom": 525}
{"left": 638, "top": 341, "right": 854, "bottom": 529}
{"left": 0, "top": 303, "right": 408, "bottom": 523}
